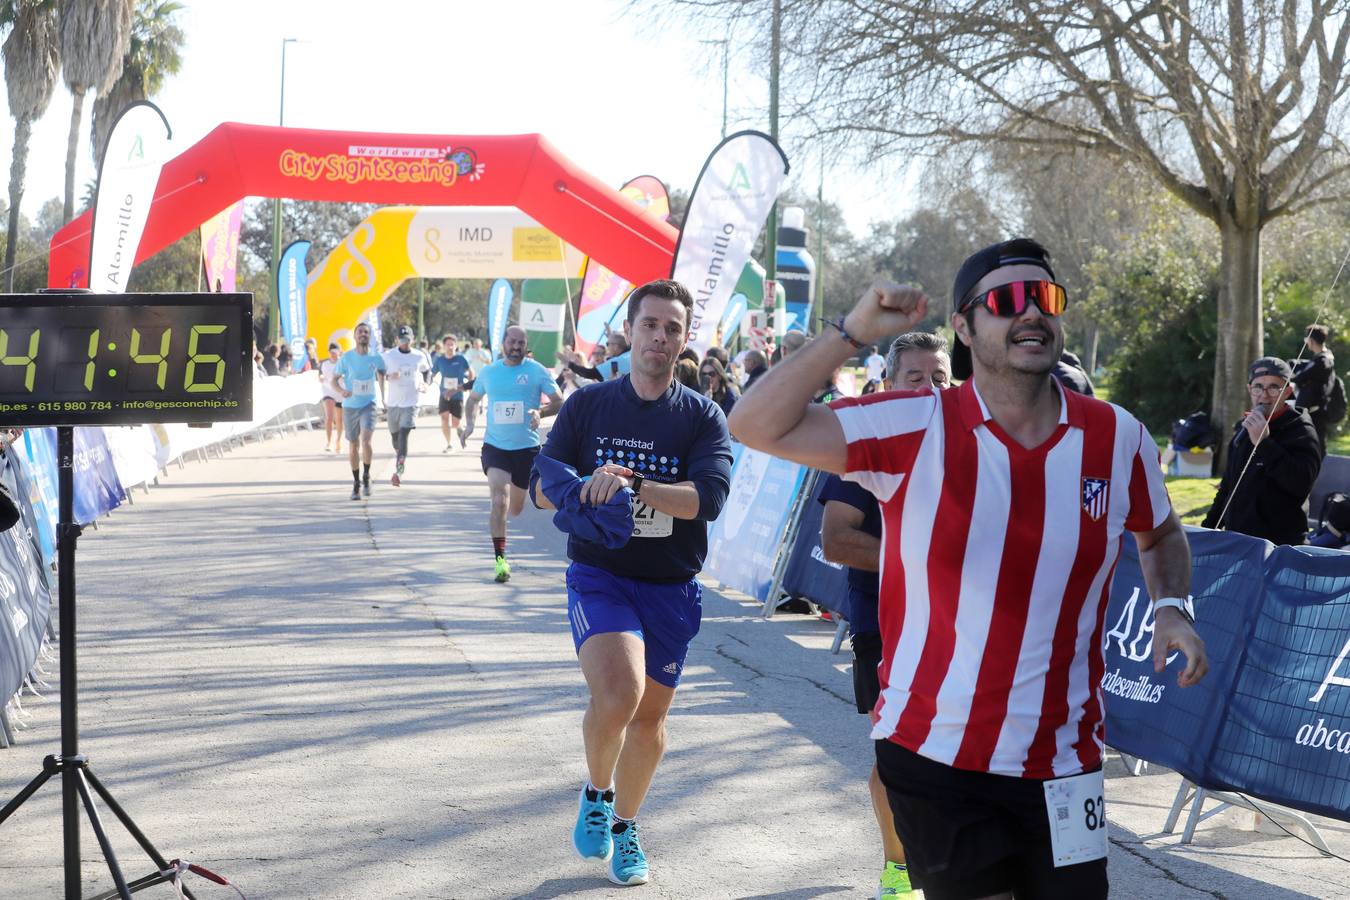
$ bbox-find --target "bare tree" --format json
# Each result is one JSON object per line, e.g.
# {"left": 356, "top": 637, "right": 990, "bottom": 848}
{"left": 653, "top": 0, "right": 1350, "bottom": 435}
{"left": 58, "top": 0, "right": 132, "bottom": 223}
{"left": 2, "top": 0, "right": 60, "bottom": 290}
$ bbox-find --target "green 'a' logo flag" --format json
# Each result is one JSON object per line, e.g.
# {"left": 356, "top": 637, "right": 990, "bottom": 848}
{"left": 727, "top": 163, "right": 751, "bottom": 193}
{"left": 127, "top": 134, "right": 145, "bottom": 161}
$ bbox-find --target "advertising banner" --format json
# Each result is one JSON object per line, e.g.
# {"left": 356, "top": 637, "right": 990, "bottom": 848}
{"left": 672, "top": 131, "right": 790, "bottom": 356}
{"left": 779, "top": 474, "right": 851, "bottom": 617}
{"left": 102, "top": 425, "right": 161, "bottom": 492}
{"left": 200, "top": 200, "right": 245, "bottom": 292}
{"left": 720, "top": 293, "right": 748, "bottom": 347}
{"left": 574, "top": 175, "right": 671, "bottom": 357}
{"left": 278, "top": 239, "right": 312, "bottom": 371}
{"left": 88, "top": 101, "right": 172, "bottom": 293}
{"left": 0, "top": 450, "right": 53, "bottom": 711}
{"left": 776, "top": 206, "right": 816, "bottom": 332}
{"left": 72, "top": 427, "right": 126, "bottom": 524}
{"left": 51, "top": 126, "right": 677, "bottom": 293}
{"left": 304, "top": 206, "right": 585, "bottom": 350}
{"left": 521, "top": 279, "right": 569, "bottom": 364}
{"left": 20, "top": 428, "right": 58, "bottom": 566}
{"left": 488, "top": 278, "right": 512, "bottom": 360}
{"left": 704, "top": 446, "right": 806, "bottom": 602}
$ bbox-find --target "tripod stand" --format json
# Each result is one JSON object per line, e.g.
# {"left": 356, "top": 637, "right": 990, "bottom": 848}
{"left": 0, "top": 426, "right": 194, "bottom": 900}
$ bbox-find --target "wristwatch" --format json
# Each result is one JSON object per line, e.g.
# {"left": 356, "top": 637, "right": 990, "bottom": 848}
{"left": 1153, "top": 597, "right": 1194, "bottom": 624}
{"left": 630, "top": 473, "right": 645, "bottom": 497}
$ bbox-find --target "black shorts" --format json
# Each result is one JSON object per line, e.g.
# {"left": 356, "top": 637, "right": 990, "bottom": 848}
{"left": 851, "top": 631, "right": 882, "bottom": 715}
{"left": 439, "top": 394, "right": 464, "bottom": 418}
{"left": 481, "top": 443, "right": 539, "bottom": 490}
{"left": 875, "top": 740, "right": 1108, "bottom": 900}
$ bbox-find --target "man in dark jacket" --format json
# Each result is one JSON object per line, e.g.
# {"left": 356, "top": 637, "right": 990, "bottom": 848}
{"left": 1052, "top": 349, "right": 1095, "bottom": 396}
{"left": 1292, "top": 324, "right": 1336, "bottom": 455}
{"left": 1203, "top": 356, "right": 1323, "bottom": 545}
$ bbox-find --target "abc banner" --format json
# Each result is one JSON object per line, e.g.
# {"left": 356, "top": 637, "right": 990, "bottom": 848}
{"left": 278, "top": 240, "right": 312, "bottom": 371}
{"left": 673, "top": 131, "right": 789, "bottom": 357}
{"left": 88, "top": 101, "right": 172, "bottom": 293}
{"left": 520, "top": 279, "right": 569, "bottom": 364}
{"left": 574, "top": 175, "right": 671, "bottom": 357}
{"left": 488, "top": 279, "right": 512, "bottom": 360}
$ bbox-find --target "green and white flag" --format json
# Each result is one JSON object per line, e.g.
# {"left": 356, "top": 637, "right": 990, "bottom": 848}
{"left": 88, "top": 101, "right": 172, "bottom": 293}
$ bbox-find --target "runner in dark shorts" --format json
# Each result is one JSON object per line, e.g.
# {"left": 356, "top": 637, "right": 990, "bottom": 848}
{"left": 480, "top": 443, "right": 538, "bottom": 490}
{"left": 876, "top": 742, "right": 1108, "bottom": 898}
{"left": 463, "top": 326, "right": 562, "bottom": 583}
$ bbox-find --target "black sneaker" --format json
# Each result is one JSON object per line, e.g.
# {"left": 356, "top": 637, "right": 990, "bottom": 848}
{"left": 362, "top": 480, "right": 371, "bottom": 498}
{"left": 350, "top": 484, "right": 360, "bottom": 501}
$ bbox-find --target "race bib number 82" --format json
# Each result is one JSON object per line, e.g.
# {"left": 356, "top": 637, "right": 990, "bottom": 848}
{"left": 1043, "top": 769, "right": 1108, "bottom": 867}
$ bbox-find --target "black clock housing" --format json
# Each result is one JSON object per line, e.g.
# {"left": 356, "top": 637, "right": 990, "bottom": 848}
{"left": 0, "top": 292, "right": 253, "bottom": 426}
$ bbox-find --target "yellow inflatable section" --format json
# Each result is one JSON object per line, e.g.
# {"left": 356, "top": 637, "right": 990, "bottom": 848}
{"left": 306, "top": 206, "right": 586, "bottom": 350}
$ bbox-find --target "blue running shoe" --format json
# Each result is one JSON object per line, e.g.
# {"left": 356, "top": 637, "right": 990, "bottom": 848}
{"left": 608, "top": 821, "right": 649, "bottom": 886}
{"left": 572, "top": 786, "right": 613, "bottom": 861}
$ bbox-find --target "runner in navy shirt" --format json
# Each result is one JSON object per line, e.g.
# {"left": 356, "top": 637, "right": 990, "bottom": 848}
{"left": 532, "top": 280, "right": 732, "bottom": 888}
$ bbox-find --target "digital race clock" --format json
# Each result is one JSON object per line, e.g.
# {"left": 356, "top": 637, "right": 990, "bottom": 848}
{"left": 0, "top": 292, "right": 253, "bottom": 426}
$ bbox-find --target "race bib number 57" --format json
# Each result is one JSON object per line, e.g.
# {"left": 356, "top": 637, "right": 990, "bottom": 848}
{"left": 1043, "top": 769, "right": 1108, "bottom": 867}
{"left": 492, "top": 400, "right": 525, "bottom": 425}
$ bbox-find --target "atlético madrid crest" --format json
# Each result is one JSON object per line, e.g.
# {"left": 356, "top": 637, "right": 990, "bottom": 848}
{"left": 1082, "top": 477, "right": 1110, "bottom": 521}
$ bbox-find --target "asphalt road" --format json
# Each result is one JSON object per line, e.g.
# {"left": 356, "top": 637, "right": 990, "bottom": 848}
{"left": 2, "top": 419, "right": 1350, "bottom": 899}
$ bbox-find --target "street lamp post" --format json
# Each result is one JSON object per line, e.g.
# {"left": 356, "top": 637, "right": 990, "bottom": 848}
{"left": 270, "top": 37, "right": 299, "bottom": 346}
{"left": 701, "top": 38, "right": 730, "bottom": 139}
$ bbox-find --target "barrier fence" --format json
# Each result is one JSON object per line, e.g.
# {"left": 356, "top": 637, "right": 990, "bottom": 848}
{"left": 0, "top": 372, "right": 326, "bottom": 747}
{"left": 707, "top": 452, "right": 1350, "bottom": 832}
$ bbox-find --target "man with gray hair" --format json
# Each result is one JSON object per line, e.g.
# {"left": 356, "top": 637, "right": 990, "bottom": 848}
{"left": 885, "top": 332, "right": 952, "bottom": 392}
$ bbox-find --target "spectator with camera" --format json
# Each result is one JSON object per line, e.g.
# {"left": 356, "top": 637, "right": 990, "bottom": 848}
{"left": 1292, "top": 324, "right": 1338, "bottom": 455}
{"left": 1203, "top": 356, "right": 1322, "bottom": 545}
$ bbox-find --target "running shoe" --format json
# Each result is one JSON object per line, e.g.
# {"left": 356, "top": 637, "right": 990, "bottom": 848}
{"left": 350, "top": 484, "right": 360, "bottom": 501}
{"left": 608, "top": 821, "right": 648, "bottom": 886}
{"left": 391, "top": 471, "right": 400, "bottom": 487}
{"left": 877, "top": 861, "right": 913, "bottom": 897}
{"left": 457, "top": 427, "right": 468, "bottom": 449}
{"left": 362, "top": 480, "right": 371, "bottom": 498}
{"left": 443, "top": 443, "right": 453, "bottom": 453}
{"left": 392, "top": 459, "right": 404, "bottom": 486}
{"left": 572, "top": 786, "right": 613, "bottom": 861}
{"left": 494, "top": 556, "right": 511, "bottom": 583}
{"left": 396, "top": 458, "right": 405, "bottom": 475}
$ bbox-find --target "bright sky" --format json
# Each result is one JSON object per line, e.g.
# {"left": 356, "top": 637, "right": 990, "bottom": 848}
{"left": 2, "top": 0, "right": 912, "bottom": 239}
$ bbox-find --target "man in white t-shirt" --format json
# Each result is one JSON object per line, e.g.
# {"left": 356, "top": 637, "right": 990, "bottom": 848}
{"left": 464, "top": 337, "right": 493, "bottom": 373}
{"left": 381, "top": 326, "right": 432, "bottom": 486}
{"left": 863, "top": 345, "right": 887, "bottom": 385}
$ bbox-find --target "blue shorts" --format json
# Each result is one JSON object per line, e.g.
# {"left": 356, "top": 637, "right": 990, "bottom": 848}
{"left": 565, "top": 562, "right": 702, "bottom": 688}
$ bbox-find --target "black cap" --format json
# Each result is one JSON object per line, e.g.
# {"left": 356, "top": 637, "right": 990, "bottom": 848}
{"left": 1248, "top": 356, "right": 1293, "bottom": 383}
{"left": 398, "top": 325, "right": 415, "bottom": 340}
{"left": 949, "top": 239, "right": 1056, "bottom": 380}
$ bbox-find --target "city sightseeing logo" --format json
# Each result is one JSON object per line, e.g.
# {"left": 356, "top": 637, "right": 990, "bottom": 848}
{"left": 279, "top": 145, "right": 485, "bottom": 187}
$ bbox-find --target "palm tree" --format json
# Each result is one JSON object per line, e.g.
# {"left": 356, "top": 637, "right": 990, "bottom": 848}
{"left": 90, "top": 0, "right": 183, "bottom": 165}
{"left": 57, "top": 0, "right": 132, "bottom": 223}
{"left": 2, "top": 0, "right": 60, "bottom": 290}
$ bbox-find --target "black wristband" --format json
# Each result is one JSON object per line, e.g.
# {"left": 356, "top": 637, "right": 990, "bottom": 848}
{"left": 630, "top": 473, "right": 645, "bottom": 497}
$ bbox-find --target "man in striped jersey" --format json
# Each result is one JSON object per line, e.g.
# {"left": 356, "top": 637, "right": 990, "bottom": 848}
{"left": 730, "top": 239, "right": 1207, "bottom": 900}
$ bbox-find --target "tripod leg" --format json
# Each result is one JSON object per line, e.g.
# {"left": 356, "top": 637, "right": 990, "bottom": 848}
{"left": 0, "top": 765, "right": 55, "bottom": 825}
{"left": 74, "top": 769, "right": 133, "bottom": 900}
{"left": 84, "top": 768, "right": 198, "bottom": 900}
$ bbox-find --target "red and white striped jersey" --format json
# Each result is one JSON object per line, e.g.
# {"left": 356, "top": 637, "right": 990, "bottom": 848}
{"left": 832, "top": 379, "right": 1170, "bottom": 779}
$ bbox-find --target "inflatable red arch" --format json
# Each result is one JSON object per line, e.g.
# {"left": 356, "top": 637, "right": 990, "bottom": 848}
{"left": 47, "top": 123, "right": 679, "bottom": 289}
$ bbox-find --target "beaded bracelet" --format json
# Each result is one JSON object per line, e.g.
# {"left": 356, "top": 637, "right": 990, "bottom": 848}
{"left": 823, "top": 316, "right": 865, "bottom": 350}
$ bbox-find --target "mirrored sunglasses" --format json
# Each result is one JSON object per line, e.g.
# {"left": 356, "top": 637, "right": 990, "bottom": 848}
{"left": 960, "top": 280, "right": 1067, "bottom": 318}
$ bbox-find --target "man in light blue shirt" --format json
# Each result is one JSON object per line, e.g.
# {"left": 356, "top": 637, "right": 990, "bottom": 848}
{"left": 335, "top": 321, "right": 387, "bottom": 500}
{"left": 464, "top": 325, "right": 563, "bottom": 582}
